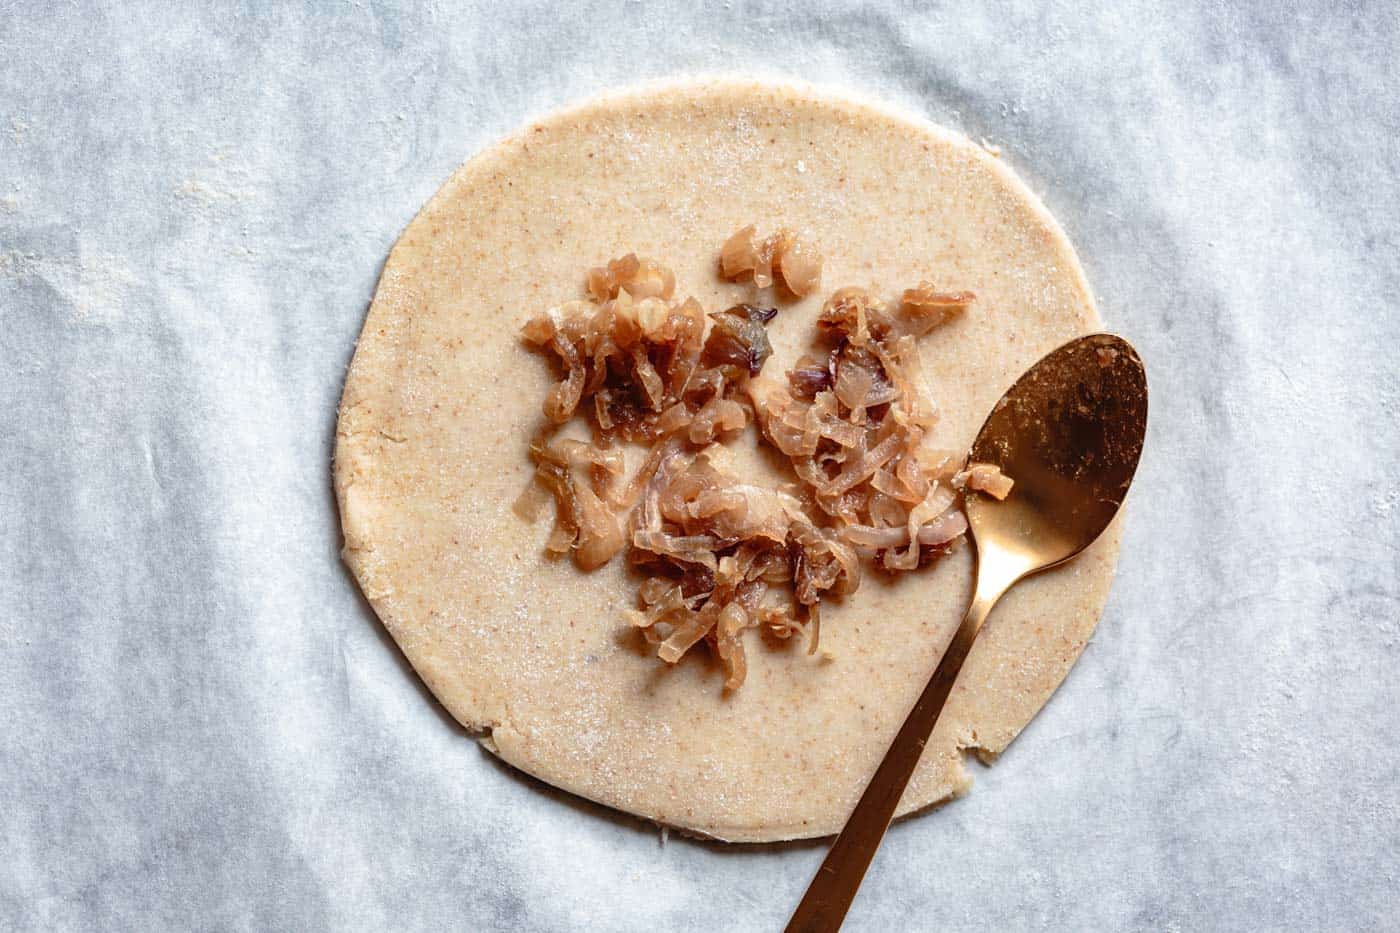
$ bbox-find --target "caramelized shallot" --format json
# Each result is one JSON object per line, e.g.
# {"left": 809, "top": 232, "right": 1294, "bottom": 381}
{"left": 521, "top": 237, "right": 980, "bottom": 691}
{"left": 720, "top": 225, "right": 824, "bottom": 297}
{"left": 772, "top": 231, "right": 823, "bottom": 297}
{"left": 956, "top": 462, "right": 1015, "bottom": 500}
{"left": 625, "top": 453, "right": 852, "bottom": 687}
{"left": 898, "top": 283, "right": 974, "bottom": 335}
{"left": 587, "top": 253, "right": 676, "bottom": 302}
{"left": 521, "top": 268, "right": 771, "bottom": 446}
{"left": 529, "top": 435, "right": 626, "bottom": 570}
{"left": 754, "top": 281, "right": 978, "bottom": 574}
{"left": 703, "top": 304, "right": 777, "bottom": 377}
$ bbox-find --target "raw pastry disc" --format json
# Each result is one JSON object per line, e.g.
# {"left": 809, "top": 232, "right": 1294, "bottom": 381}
{"left": 334, "top": 79, "right": 1118, "bottom": 842}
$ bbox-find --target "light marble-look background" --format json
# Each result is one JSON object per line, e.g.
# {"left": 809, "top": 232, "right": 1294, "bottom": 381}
{"left": 2, "top": 2, "right": 1396, "bottom": 930}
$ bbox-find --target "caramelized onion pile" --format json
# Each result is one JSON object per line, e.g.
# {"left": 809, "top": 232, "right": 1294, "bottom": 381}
{"left": 520, "top": 260, "right": 773, "bottom": 447}
{"left": 627, "top": 450, "right": 857, "bottom": 689}
{"left": 519, "top": 238, "right": 979, "bottom": 690}
{"left": 751, "top": 284, "right": 974, "bottom": 573}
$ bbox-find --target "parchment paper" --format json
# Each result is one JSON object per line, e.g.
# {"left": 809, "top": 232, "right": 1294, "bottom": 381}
{"left": 2, "top": 3, "right": 1397, "bottom": 930}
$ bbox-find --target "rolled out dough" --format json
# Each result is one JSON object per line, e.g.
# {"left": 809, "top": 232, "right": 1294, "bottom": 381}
{"left": 335, "top": 79, "right": 1119, "bottom": 842}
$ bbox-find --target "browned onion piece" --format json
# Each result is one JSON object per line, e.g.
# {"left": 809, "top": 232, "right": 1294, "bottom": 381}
{"left": 611, "top": 435, "right": 687, "bottom": 510}
{"left": 895, "top": 451, "right": 932, "bottom": 499}
{"left": 810, "top": 391, "right": 866, "bottom": 448}
{"left": 528, "top": 436, "right": 627, "bottom": 569}
{"left": 821, "top": 432, "right": 901, "bottom": 497}
{"left": 652, "top": 403, "right": 690, "bottom": 436}
{"left": 687, "top": 397, "right": 748, "bottom": 445}
{"left": 818, "top": 287, "right": 892, "bottom": 345}
{"left": 631, "top": 346, "right": 665, "bottom": 411}
{"left": 772, "top": 230, "right": 822, "bottom": 298}
{"left": 958, "top": 462, "right": 1015, "bottom": 500}
{"left": 520, "top": 313, "right": 556, "bottom": 346}
{"left": 721, "top": 225, "right": 824, "bottom": 299}
{"left": 634, "top": 530, "right": 721, "bottom": 570}
{"left": 587, "top": 253, "right": 678, "bottom": 302}
{"left": 703, "top": 304, "right": 777, "bottom": 378}
{"left": 805, "top": 602, "right": 822, "bottom": 656}
{"left": 714, "top": 602, "right": 750, "bottom": 690}
{"left": 573, "top": 483, "right": 625, "bottom": 570}
{"left": 636, "top": 579, "right": 682, "bottom": 613}
{"left": 719, "top": 225, "right": 761, "bottom": 281}
{"left": 899, "top": 283, "right": 974, "bottom": 335}
{"left": 627, "top": 258, "right": 676, "bottom": 300}
{"left": 917, "top": 509, "right": 968, "bottom": 545}
{"left": 842, "top": 524, "right": 908, "bottom": 549}
{"left": 832, "top": 343, "right": 898, "bottom": 415}
{"left": 511, "top": 476, "right": 551, "bottom": 522}
{"left": 789, "top": 520, "right": 860, "bottom": 606}
{"left": 867, "top": 489, "right": 909, "bottom": 527}
{"left": 760, "top": 605, "right": 802, "bottom": 640}
{"left": 787, "top": 355, "right": 832, "bottom": 399}
{"left": 658, "top": 605, "right": 717, "bottom": 663}
{"left": 869, "top": 467, "right": 906, "bottom": 502}
{"left": 543, "top": 332, "right": 586, "bottom": 423}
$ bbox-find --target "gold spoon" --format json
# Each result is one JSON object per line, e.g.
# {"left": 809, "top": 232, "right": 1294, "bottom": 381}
{"left": 787, "top": 333, "right": 1148, "bottom": 932}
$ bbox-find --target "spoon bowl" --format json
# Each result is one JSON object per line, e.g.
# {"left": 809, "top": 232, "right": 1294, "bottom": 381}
{"left": 967, "top": 333, "right": 1148, "bottom": 572}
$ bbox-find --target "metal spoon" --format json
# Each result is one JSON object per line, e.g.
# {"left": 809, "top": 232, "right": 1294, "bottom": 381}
{"left": 787, "top": 333, "right": 1148, "bottom": 932}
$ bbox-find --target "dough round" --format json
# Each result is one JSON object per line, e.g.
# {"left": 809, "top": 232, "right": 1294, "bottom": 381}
{"left": 335, "top": 79, "right": 1118, "bottom": 842}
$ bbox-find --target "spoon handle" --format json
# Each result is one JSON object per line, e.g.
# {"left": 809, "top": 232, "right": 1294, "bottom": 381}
{"left": 785, "top": 584, "right": 1004, "bottom": 933}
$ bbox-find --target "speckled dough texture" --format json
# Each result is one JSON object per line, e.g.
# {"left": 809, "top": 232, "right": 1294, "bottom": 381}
{"left": 335, "top": 80, "right": 1118, "bottom": 842}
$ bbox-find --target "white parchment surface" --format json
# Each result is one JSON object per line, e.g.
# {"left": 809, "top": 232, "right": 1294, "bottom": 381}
{"left": 2, "top": 3, "right": 1397, "bottom": 930}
